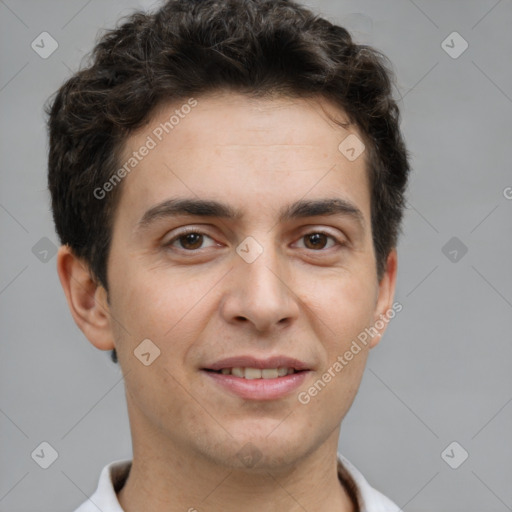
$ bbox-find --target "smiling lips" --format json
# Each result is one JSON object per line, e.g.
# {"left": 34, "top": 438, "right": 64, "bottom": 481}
{"left": 214, "top": 367, "right": 296, "bottom": 378}
{"left": 202, "top": 356, "right": 311, "bottom": 400}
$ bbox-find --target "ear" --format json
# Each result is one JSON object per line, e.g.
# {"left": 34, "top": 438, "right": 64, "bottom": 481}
{"left": 56, "top": 245, "right": 115, "bottom": 351}
{"left": 370, "top": 248, "right": 398, "bottom": 348}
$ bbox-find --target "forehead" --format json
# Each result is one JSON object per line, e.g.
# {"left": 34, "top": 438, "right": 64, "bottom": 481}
{"left": 113, "top": 92, "right": 371, "bottom": 229}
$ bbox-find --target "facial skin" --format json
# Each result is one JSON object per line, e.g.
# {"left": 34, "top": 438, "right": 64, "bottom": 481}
{"left": 57, "top": 91, "right": 397, "bottom": 512}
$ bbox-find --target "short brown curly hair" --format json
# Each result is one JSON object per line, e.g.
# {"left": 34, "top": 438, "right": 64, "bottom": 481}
{"left": 46, "top": 0, "right": 410, "bottom": 364}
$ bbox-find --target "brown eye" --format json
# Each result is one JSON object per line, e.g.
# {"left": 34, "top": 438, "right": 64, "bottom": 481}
{"left": 303, "top": 233, "right": 331, "bottom": 250}
{"left": 164, "top": 230, "right": 218, "bottom": 251}
{"left": 178, "top": 233, "right": 204, "bottom": 250}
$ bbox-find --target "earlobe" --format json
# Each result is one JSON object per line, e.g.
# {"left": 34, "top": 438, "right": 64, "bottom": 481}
{"left": 56, "top": 245, "right": 115, "bottom": 351}
{"left": 370, "top": 249, "right": 398, "bottom": 348}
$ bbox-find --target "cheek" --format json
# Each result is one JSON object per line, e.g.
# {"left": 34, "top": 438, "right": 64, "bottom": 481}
{"left": 110, "top": 265, "right": 219, "bottom": 352}
{"left": 301, "top": 271, "right": 377, "bottom": 349}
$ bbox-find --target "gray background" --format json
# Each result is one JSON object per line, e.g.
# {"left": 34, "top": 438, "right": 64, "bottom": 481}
{"left": 1, "top": 0, "right": 511, "bottom": 511}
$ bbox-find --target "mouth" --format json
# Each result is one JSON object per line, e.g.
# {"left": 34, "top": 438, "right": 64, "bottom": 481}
{"left": 204, "top": 367, "right": 301, "bottom": 379}
{"left": 201, "top": 356, "right": 311, "bottom": 400}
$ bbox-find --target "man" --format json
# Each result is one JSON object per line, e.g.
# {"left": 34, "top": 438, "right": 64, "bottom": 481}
{"left": 46, "top": 0, "right": 410, "bottom": 510}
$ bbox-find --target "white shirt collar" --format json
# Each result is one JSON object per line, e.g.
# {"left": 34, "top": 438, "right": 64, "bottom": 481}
{"left": 336, "top": 454, "right": 401, "bottom": 512}
{"left": 73, "top": 453, "right": 401, "bottom": 512}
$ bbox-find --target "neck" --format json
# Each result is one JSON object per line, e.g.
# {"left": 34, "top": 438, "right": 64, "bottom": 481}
{"left": 118, "top": 414, "right": 355, "bottom": 512}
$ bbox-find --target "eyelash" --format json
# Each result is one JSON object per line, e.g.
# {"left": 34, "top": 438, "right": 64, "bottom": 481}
{"left": 163, "top": 228, "right": 344, "bottom": 252}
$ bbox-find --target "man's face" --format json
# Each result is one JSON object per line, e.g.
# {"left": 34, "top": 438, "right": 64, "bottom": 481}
{"left": 103, "top": 92, "right": 396, "bottom": 470}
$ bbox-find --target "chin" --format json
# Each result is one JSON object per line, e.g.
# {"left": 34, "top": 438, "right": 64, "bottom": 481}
{"left": 214, "top": 420, "right": 317, "bottom": 472}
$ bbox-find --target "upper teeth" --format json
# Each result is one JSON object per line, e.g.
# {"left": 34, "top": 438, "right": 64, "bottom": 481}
{"left": 220, "top": 367, "right": 295, "bottom": 379}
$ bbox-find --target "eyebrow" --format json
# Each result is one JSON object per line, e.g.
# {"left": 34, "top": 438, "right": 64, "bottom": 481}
{"left": 135, "top": 197, "right": 365, "bottom": 233}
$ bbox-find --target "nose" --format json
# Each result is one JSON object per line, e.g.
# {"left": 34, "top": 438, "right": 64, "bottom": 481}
{"left": 219, "top": 240, "right": 300, "bottom": 333}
